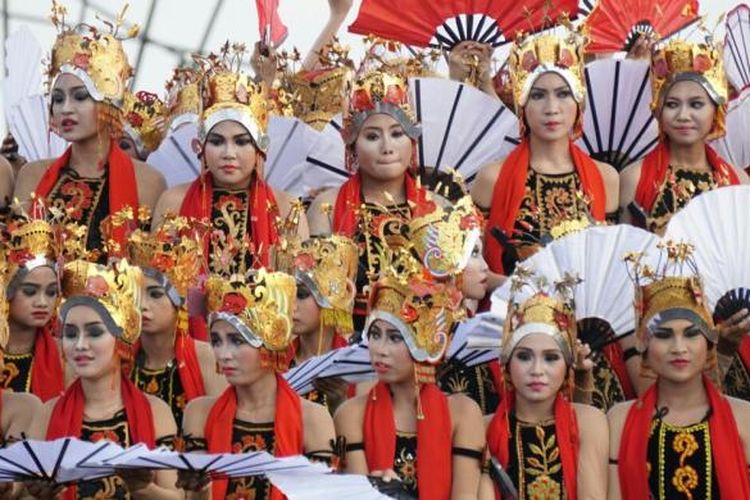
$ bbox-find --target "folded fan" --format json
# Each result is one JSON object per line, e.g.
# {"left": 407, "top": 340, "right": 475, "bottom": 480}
{"left": 284, "top": 342, "right": 375, "bottom": 395}
{"left": 444, "top": 312, "right": 505, "bottom": 368}
{"left": 724, "top": 4, "right": 750, "bottom": 92}
{"left": 269, "top": 470, "right": 391, "bottom": 499}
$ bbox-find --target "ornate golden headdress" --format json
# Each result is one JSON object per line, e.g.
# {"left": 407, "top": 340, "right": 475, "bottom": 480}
{"left": 650, "top": 38, "right": 728, "bottom": 139}
{"left": 508, "top": 22, "right": 587, "bottom": 135}
{"left": 195, "top": 43, "right": 270, "bottom": 151}
{"left": 501, "top": 266, "right": 579, "bottom": 364}
{"left": 60, "top": 258, "right": 144, "bottom": 346}
{"left": 4, "top": 218, "right": 59, "bottom": 279}
{"left": 0, "top": 253, "right": 10, "bottom": 351}
{"left": 122, "top": 90, "right": 167, "bottom": 157}
{"left": 165, "top": 67, "right": 202, "bottom": 131}
{"left": 205, "top": 269, "right": 296, "bottom": 370}
{"left": 626, "top": 240, "right": 715, "bottom": 352}
{"left": 48, "top": 1, "right": 137, "bottom": 108}
{"left": 408, "top": 195, "right": 482, "bottom": 279}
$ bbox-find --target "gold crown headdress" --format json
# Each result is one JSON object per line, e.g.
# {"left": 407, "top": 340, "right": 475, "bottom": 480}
{"left": 195, "top": 42, "right": 270, "bottom": 152}
{"left": 0, "top": 254, "right": 10, "bottom": 351}
{"left": 165, "top": 67, "right": 202, "bottom": 131}
{"left": 205, "top": 268, "right": 296, "bottom": 371}
{"left": 48, "top": 1, "right": 137, "bottom": 108}
{"left": 626, "top": 240, "right": 715, "bottom": 352}
{"left": 60, "top": 258, "right": 143, "bottom": 346}
{"left": 650, "top": 37, "right": 728, "bottom": 139}
{"left": 408, "top": 194, "right": 482, "bottom": 279}
{"left": 501, "top": 266, "right": 580, "bottom": 364}
{"left": 122, "top": 90, "right": 167, "bottom": 157}
{"left": 508, "top": 21, "right": 587, "bottom": 136}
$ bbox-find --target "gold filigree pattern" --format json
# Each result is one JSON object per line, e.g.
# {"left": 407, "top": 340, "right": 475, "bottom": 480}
{"left": 646, "top": 165, "right": 718, "bottom": 236}
{"left": 0, "top": 353, "right": 32, "bottom": 393}
{"left": 132, "top": 362, "right": 185, "bottom": 426}
{"left": 512, "top": 418, "right": 564, "bottom": 500}
{"left": 227, "top": 420, "right": 275, "bottom": 499}
{"left": 79, "top": 411, "right": 131, "bottom": 499}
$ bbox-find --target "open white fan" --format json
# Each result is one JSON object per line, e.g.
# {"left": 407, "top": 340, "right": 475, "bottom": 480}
{"left": 664, "top": 185, "right": 750, "bottom": 322}
{"left": 264, "top": 115, "right": 319, "bottom": 196}
{"left": 724, "top": 4, "right": 750, "bottom": 93}
{"left": 300, "top": 115, "right": 350, "bottom": 196}
{"left": 409, "top": 77, "right": 518, "bottom": 185}
{"left": 146, "top": 123, "right": 201, "bottom": 188}
{"left": 710, "top": 88, "right": 750, "bottom": 174}
{"left": 3, "top": 26, "right": 67, "bottom": 161}
{"left": 577, "top": 58, "right": 658, "bottom": 171}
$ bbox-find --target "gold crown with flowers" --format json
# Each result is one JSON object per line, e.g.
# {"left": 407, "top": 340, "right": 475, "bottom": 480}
{"left": 408, "top": 194, "right": 482, "bottom": 279}
{"left": 626, "top": 241, "right": 715, "bottom": 352}
{"left": 205, "top": 268, "right": 296, "bottom": 353}
{"left": 48, "top": 1, "right": 137, "bottom": 107}
{"left": 122, "top": 90, "right": 167, "bottom": 156}
{"left": 650, "top": 38, "right": 728, "bottom": 138}
{"left": 288, "top": 67, "right": 351, "bottom": 130}
{"left": 501, "top": 266, "right": 579, "bottom": 364}
{"left": 61, "top": 258, "right": 143, "bottom": 345}
{"left": 165, "top": 67, "right": 202, "bottom": 130}
{"left": 4, "top": 218, "right": 58, "bottom": 279}
{"left": 0, "top": 253, "right": 9, "bottom": 351}
{"left": 195, "top": 43, "right": 270, "bottom": 151}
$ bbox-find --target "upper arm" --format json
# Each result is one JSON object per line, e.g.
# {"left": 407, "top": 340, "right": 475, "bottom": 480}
{"left": 195, "top": 341, "right": 226, "bottom": 396}
{"left": 470, "top": 161, "right": 502, "bottom": 210}
{"left": 728, "top": 397, "right": 750, "bottom": 464}
{"left": 606, "top": 401, "right": 633, "bottom": 500}
{"left": 12, "top": 160, "right": 51, "bottom": 206}
{"left": 151, "top": 183, "right": 189, "bottom": 229}
{"left": 449, "top": 394, "right": 485, "bottom": 500}
{"left": 274, "top": 189, "right": 309, "bottom": 239}
{"left": 0, "top": 156, "right": 13, "bottom": 206}
{"left": 28, "top": 398, "right": 57, "bottom": 440}
{"left": 306, "top": 188, "right": 338, "bottom": 236}
{"left": 618, "top": 161, "right": 643, "bottom": 222}
{"left": 594, "top": 160, "right": 620, "bottom": 213}
{"left": 333, "top": 396, "right": 368, "bottom": 474}
{"left": 302, "top": 399, "right": 335, "bottom": 453}
{"left": 181, "top": 396, "right": 214, "bottom": 439}
{"left": 149, "top": 396, "right": 178, "bottom": 440}
{"left": 575, "top": 404, "right": 609, "bottom": 500}
{"left": 134, "top": 161, "right": 167, "bottom": 212}
{"left": 3, "top": 393, "right": 42, "bottom": 441}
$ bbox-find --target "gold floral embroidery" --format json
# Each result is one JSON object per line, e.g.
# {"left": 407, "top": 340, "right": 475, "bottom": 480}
{"left": 591, "top": 354, "right": 627, "bottom": 412}
{"left": 516, "top": 422, "right": 564, "bottom": 500}
{"left": 394, "top": 433, "right": 418, "bottom": 492}
{"left": 724, "top": 353, "right": 750, "bottom": 401}
{"left": 0, "top": 353, "right": 33, "bottom": 392}
{"left": 210, "top": 189, "right": 251, "bottom": 275}
{"left": 646, "top": 165, "right": 717, "bottom": 235}
{"left": 672, "top": 432, "right": 700, "bottom": 498}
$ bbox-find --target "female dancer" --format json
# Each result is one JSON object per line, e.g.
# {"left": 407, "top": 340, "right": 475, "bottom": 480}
{"left": 28, "top": 258, "right": 179, "bottom": 499}
{"left": 480, "top": 272, "right": 608, "bottom": 499}
{"left": 471, "top": 26, "right": 619, "bottom": 289}
{"left": 335, "top": 256, "right": 485, "bottom": 499}
{"left": 608, "top": 243, "right": 750, "bottom": 498}
{"left": 13, "top": 6, "right": 165, "bottom": 256}
{"left": 179, "top": 269, "right": 335, "bottom": 500}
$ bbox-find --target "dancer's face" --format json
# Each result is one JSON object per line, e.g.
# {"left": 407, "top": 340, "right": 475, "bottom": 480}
{"left": 210, "top": 319, "right": 268, "bottom": 386}
{"left": 645, "top": 318, "right": 709, "bottom": 383}
{"left": 50, "top": 73, "right": 98, "bottom": 142}
{"left": 368, "top": 319, "right": 414, "bottom": 384}
{"left": 523, "top": 72, "right": 578, "bottom": 141}
{"left": 507, "top": 333, "right": 568, "bottom": 404}
{"left": 204, "top": 120, "right": 259, "bottom": 189}
{"left": 8, "top": 267, "right": 59, "bottom": 330}
{"left": 461, "top": 238, "right": 489, "bottom": 301}
{"left": 292, "top": 283, "right": 321, "bottom": 337}
{"left": 354, "top": 114, "right": 413, "bottom": 183}
{"left": 62, "top": 305, "right": 119, "bottom": 380}
{"left": 118, "top": 135, "right": 145, "bottom": 160}
{"left": 659, "top": 80, "right": 716, "bottom": 145}
{"left": 140, "top": 274, "right": 178, "bottom": 336}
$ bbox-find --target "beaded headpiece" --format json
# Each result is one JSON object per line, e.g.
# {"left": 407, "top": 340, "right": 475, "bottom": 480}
{"left": 195, "top": 43, "right": 270, "bottom": 151}
{"left": 626, "top": 241, "right": 715, "bottom": 352}
{"left": 205, "top": 269, "right": 296, "bottom": 370}
{"left": 165, "top": 67, "right": 202, "bottom": 131}
{"left": 501, "top": 266, "right": 579, "bottom": 364}
{"left": 122, "top": 90, "right": 167, "bottom": 158}
{"left": 508, "top": 22, "right": 587, "bottom": 136}
{"left": 48, "top": 1, "right": 137, "bottom": 108}
{"left": 650, "top": 38, "right": 728, "bottom": 139}
{"left": 60, "top": 258, "right": 143, "bottom": 346}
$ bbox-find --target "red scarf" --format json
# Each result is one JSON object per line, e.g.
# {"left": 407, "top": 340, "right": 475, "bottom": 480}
{"left": 618, "top": 375, "right": 750, "bottom": 499}
{"left": 133, "top": 332, "right": 206, "bottom": 402}
{"left": 363, "top": 381, "right": 452, "bottom": 500}
{"left": 332, "top": 172, "right": 431, "bottom": 236}
{"left": 46, "top": 373, "right": 156, "bottom": 500}
{"left": 179, "top": 173, "right": 280, "bottom": 267}
{"left": 634, "top": 141, "right": 740, "bottom": 215}
{"left": 206, "top": 375, "right": 303, "bottom": 500}
{"left": 32, "top": 142, "right": 140, "bottom": 250}
{"left": 603, "top": 343, "right": 636, "bottom": 400}
{"left": 738, "top": 337, "right": 750, "bottom": 383}
{"left": 486, "top": 391, "right": 579, "bottom": 500}
{"left": 485, "top": 139, "right": 607, "bottom": 274}
{"left": 30, "top": 326, "right": 64, "bottom": 402}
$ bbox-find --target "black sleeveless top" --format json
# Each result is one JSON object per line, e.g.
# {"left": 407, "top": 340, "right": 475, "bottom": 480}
{"left": 208, "top": 188, "right": 254, "bottom": 275}
{"left": 132, "top": 357, "right": 186, "bottom": 427}
{"left": 0, "top": 352, "right": 33, "bottom": 393}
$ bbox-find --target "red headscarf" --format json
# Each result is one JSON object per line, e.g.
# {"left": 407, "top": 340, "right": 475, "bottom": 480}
{"left": 484, "top": 139, "right": 607, "bottom": 274}
{"left": 133, "top": 331, "right": 206, "bottom": 402}
{"left": 634, "top": 142, "right": 740, "bottom": 215}
{"left": 205, "top": 374, "right": 303, "bottom": 500}
{"left": 30, "top": 326, "right": 64, "bottom": 402}
{"left": 486, "top": 391, "right": 579, "bottom": 500}
{"left": 617, "top": 375, "right": 750, "bottom": 499}
{"left": 46, "top": 373, "right": 156, "bottom": 500}
{"left": 179, "top": 173, "right": 280, "bottom": 267}
{"left": 32, "top": 141, "right": 140, "bottom": 249}
{"left": 363, "top": 381, "right": 452, "bottom": 500}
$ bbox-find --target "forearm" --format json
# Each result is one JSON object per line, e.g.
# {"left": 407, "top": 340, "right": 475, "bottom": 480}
{"left": 302, "top": 12, "right": 348, "bottom": 70}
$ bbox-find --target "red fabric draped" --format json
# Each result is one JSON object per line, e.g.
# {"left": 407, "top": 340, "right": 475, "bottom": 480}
{"left": 484, "top": 139, "right": 607, "bottom": 275}
{"left": 486, "top": 391, "right": 579, "bottom": 500}
{"left": 133, "top": 332, "right": 206, "bottom": 402}
{"left": 47, "top": 373, "right": 156, "bottom": 500}
{"left": 30, "top": 326, "right": 64, "bottom": 402}
{"left": 32, "top": 142, "right": 140, "bottom": 250}
{"left": 603, "top": 343, "right": 636, "bottom": 400}
{"left": 332, "top": 172, "right": 430, "bottom": 236}
{"left": 738, "top": 336, "right": 750, "bottom": 382}
{"left": 206, "top": 374, "right": 303, "bottom": 500}
{"left": 618, "top": 375, "right": 750, "bottom": 499}
{"left": 634, "top": 142, "right": 740, "bottom": 215}
{"left": 363, "top": 381, "right": 452, "bottom": 500}
{"left": 179, "top": 173, "right": 280, "bottom": 267}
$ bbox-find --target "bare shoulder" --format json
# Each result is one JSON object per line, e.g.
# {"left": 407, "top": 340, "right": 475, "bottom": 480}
{"left": 302, "top": 398, "right": 332, "bottom": 423}
{"left": 448, "top": 392, "right": 482, "bottom": 417}
{"left": 333, "top": 394, "right": 367, "bottom": 426}
{"left": 594, "top": 160, "right": 619, "bottom": 184}
{"left": 607, "top": 400, "right": 636, "bottom": 432}
{"left": 133, "top": 159, "right": 167, "bottom": 208}
{"left": 147, "top": 395, "right": 177, "bottom": 433}
{"left": 470, "top": 159, "right": 504, "bottom": 209}
{"left": 28, "top": 396, "right": 60, "bottom": 439}
{"left": 133, "top": 159, "right": 166, "bottom": 184}
{"left": 194, "top": 339, "right": 214, "bottom": 361}
{"left": 573, "top": 402, "right": 607, "bottom": 427}
{"left": 182, "top": 396, "right": 218, "bottom": 436}
{"left": 13, "top": 158, "right": 55, "bottom": 200}
{"left": 726, "top": 395, "right": 750, "bottom": 420}
{"left": 4, "top": 392, "right": 42, "bottom": 417}
{"left": 152, "top": 181, "right": 192, "bottom": 226}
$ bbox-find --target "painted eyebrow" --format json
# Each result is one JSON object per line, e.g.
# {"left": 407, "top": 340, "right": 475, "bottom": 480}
{"left": 53, "top": 86, "right": 87, "bottom": 92}
{"left": 530, "top": 86, "right": 570, "bottom": 93}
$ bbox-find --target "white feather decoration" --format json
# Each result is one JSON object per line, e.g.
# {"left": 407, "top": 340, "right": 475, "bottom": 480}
{"left": 664, "top": 185, "right": 750, "bottom": 321}
{"left": 577, "top": 58, "right": 658, "bottom": 171}
{"left": 146, "top": 123, "right": 201, "bottom": 188}
{"left": 710, "top": 88, "right": 750, "bottom": 174}
{"left": 724, "top": 4, "right": 750, "bottom": 92}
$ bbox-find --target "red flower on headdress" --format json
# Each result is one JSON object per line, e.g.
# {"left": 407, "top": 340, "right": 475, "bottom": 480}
{"left": 351, "top": 88, "right": 374, "bottom": 112}
{"left": 236, "top": 84, "right": 249, "bottom": 104}
{"left": 127, "top": 112, "right": 144, "bottom": 128}
{"left": 294, "top": 253, "right": 316, "bottom": 271}
{"left": 558, "top": 49, "right": 574, "bottom": 68}
{"left": 72, "top": 52, "right": 90, "bottom": 70}
{"left": 150, "top": 253, "right": 175, "bottom": 272}
{"left": 9, "top": 249, "right": 33, "bottom": 266}
{"left": 136, "top": 91, "right": 158, "bottom": 105}
{"left": 221, "top": 293, "right": 248, "bottom": 315}
{"left": 653, "top": 58, "right": 670, "bottom": 79}
{"left": 85, "top": 276, "right": 110, "bottom": 298}
{"left": 459, "top": 214, "right": 479, "bottom": 230}
{"left": 521, "top": 51, "right": 539, "bottom": 72}
{"left": 384, "top": 84, "right": 406, "bottom": 105}
{"left": 554, "top": 310, "right": 571, "bottom": 331}
{"left": 400, "top": 303, "right": 419, "bottom": 323}
{"left": 693, "top": 54, "right": 713, "bottom": 73}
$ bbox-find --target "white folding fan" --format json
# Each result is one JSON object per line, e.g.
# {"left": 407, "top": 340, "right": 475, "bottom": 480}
{"left": 576, "top": 58, "right": 659, "bottom": 172}
{"left": 300, "top": 115, "right": 350, "bottom": 196}
{"left": 664, "top": 185, "right": 750, "bottom": 323}
{"left": 146, "top": 123, "right": 201, "bottom": 188}
{"left": 264, "top": 115, "right": 319, "bottom": 196}
{"left": 710, "top": 88, "right": 750, "bottom": 174}
{"left": 724, "top": 4, "right": 750, "bottom": 93}
{"left": 4, "top": 26, "right": 67, "bottom": 161}
{"left": 409, "top": 76, "right": 518, "bottom": 185}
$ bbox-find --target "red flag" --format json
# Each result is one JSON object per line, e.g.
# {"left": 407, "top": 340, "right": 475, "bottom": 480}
{"left": 256, "top": 0, "right": 288, "bottom": 46}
